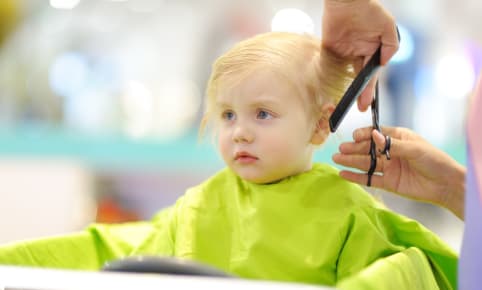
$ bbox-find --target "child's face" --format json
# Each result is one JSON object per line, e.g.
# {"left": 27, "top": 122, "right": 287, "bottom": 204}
{"left": 215, "top": 71, "right": 317, "bottom": 184}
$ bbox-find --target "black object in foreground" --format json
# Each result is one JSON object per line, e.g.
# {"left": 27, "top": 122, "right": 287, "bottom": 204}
{"left": 102, "top": 256, "right": 234, "bottom": 278}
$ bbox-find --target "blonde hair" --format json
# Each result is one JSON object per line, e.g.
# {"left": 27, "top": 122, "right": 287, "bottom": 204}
{"left": 200, "top": 31, "right": 354, "bottom": 135}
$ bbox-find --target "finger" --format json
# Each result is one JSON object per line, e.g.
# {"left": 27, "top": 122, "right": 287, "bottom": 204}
{"left": 357, "top": 72, "right": 379, "bottom": 112}
{"left": 332, "top": 153, "right": 383, "bottom": 172}
{"left": 353, "top": 127, "right": 377, "bottom": 142}
{"left": 357, "top": 86, "right": 373, "bottom": 112}
{"left": 339, "top": 170, "right": 386, "bottom": 188}
{"left": 378, "top": 126, "right": 400, "bottom": 138}
{"left": 339, "top": 140, "right": 371, "bottom": 154}
{"left": 353, "top": 126, "right": 401, "bottom": 142}
{"left": 355, "top": 54, "right": 377, "bottom": 112}
{"left": 380, "top": 23, "right": 400, "bottom": 65}
{"left": 381, "top": 43, "right": 399, "bottom": 66}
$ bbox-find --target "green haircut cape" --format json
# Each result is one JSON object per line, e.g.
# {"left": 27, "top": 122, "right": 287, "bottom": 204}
{"left": 0, "top": 163, "right": 457, "bottom": 289}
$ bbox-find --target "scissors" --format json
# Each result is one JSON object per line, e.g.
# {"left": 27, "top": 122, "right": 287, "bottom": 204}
{"left": 329, "top": 28, "right": 400, "bottom": 186}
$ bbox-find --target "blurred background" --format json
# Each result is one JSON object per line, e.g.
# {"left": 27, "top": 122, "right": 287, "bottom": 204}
{"left": 0, "top": 0, "right": 477, "bottom": 252}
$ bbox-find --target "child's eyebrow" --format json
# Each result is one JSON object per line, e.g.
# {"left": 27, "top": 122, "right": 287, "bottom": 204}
{"left": 215, "top": 101, "right": 231, "bottom": 109}
{"left": 249, "top": 98, "right": 281, "bottom": 108}
{"left": 215, "top": 96, "right": 282, "bottom": 109}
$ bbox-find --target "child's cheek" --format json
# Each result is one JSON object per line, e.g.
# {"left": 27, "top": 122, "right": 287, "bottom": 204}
{"left": 218, "top": 133, "right": 231, "bottom": 160}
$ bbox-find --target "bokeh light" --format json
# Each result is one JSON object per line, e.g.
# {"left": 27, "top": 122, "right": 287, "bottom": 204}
{"left": 435, "top": 52, "right": 476, "bottom": 100}
{"left": 121, "top": 80, "right": 154, "bottom": 139}
{"left": 49, "top": 52, "right": 89, "bottom": 98}
{"left": 153, "top": 79, "right": 201, "bottom": 140}
{"left": 271, "top": 8, "right": 314, "bottom": 35}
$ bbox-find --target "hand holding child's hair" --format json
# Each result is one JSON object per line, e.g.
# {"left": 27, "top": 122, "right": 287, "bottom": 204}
{"left": 322, "top": 0, "right": 399, "bottom": 111}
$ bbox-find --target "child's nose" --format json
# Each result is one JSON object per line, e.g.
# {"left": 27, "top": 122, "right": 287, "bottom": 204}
{"left": 233, "top": 123, "right": 254, "bottom": 143}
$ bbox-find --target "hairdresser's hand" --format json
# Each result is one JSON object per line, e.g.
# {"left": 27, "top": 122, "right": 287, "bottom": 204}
{"left": 332, "top": 126, "right": 466, "bottom": 220}
{"left": 322, "top": 0, "right": 399, "bottom": 111}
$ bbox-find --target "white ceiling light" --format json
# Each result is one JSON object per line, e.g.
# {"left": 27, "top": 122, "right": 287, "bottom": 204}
{"left": 271, "top": 8, "right": 314, "bottom": 35}
{"left": 49, "top": 0, "right": 81, "bottom": 10}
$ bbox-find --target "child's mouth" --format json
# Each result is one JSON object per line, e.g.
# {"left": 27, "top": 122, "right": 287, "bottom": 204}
{"left": 235, "top": 152, "right": 258, "bottom": 164}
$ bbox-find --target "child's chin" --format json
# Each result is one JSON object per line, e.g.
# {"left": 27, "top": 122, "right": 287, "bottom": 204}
{"left": 238, "top": 173, "right": 282, "bottom": 185}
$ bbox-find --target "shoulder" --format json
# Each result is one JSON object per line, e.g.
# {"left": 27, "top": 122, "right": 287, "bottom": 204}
{"left": 150, "top": 168, "right": 238, "bottom": 220}
{"left": 304, "top": 163, "right": 386, "bottom": 210}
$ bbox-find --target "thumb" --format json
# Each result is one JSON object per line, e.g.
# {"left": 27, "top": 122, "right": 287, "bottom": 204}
{"left": 372, "top": 129, "right": 398, "bottom": 158}
{"left": 372, "top": 129, "right": 416, "bottom": 159}
{"left": 372, "top": 129, "right": 386, "bottom": 147}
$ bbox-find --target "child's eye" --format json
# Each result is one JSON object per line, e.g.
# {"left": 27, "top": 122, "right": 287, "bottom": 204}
{"left": 257, "top": 110, "right": 273, "bottom": 120}
{"left": 222, "top": 110, "right": 236, "bottom": 121}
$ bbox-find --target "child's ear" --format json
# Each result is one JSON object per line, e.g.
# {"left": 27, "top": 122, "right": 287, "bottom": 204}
{"left": 310, "top": 103, "right": 335, "bottom": 145}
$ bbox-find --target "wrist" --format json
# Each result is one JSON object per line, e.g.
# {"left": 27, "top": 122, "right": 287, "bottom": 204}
{"left": 325, "top": 0, "right": 361, "bottom": 3}
{"left": 443, "top": 162, "right": 466, "bottom": 220}
{"left": 324, "top": 0, "right": 370, "bottom": 5}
